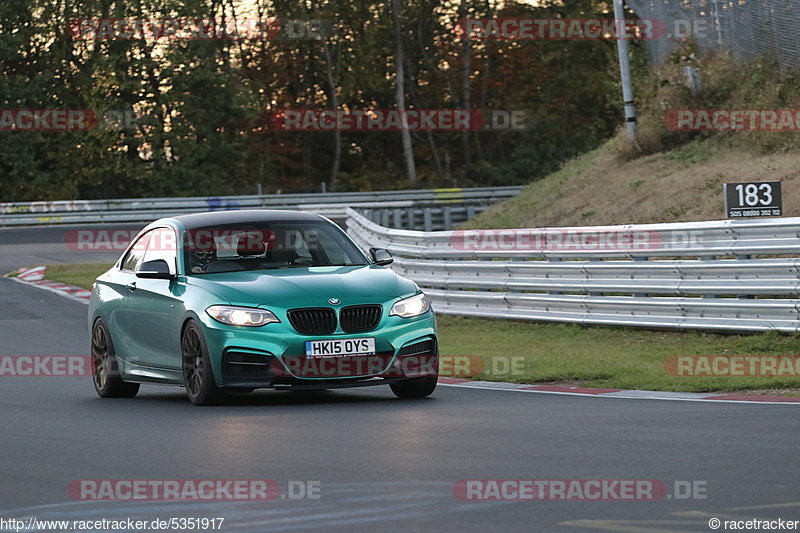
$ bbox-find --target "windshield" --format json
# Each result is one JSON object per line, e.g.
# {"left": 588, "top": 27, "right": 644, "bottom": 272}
{"left": 183, "top": 220, "right": 369, "bottom": 275}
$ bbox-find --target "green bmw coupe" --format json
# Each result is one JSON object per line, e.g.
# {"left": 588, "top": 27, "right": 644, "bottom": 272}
{"left": 88, "top": 210, "right": 437, "bottom": 405}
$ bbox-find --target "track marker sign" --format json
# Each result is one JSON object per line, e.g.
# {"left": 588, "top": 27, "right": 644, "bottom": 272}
{"left": 724, "top": 181, "right": 782, "bottom": 218}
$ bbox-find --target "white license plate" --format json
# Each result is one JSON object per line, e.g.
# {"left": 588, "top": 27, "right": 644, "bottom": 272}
{"left": 305, "top": 338, "right": 376, "bottom": 357}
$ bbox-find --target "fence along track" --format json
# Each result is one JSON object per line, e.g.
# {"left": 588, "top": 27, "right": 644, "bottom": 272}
{"left": 346, "top": 208, "right": 800, "bottom": 332}
{"left": 0, "top": 186, "right": 519, "bottom": 228}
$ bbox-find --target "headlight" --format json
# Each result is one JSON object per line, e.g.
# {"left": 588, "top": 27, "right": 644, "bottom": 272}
{"left": 206, "top": 305, "right": 280, "bottom": 327}
{"left": 390, "top": 293, "right": 431, "bottom": 318}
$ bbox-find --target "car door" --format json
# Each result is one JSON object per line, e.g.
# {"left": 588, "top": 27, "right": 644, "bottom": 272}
{"left": 110, "top": 230, "right": 151, "bottom": 363}
{"left": 123, "top": 227, "right": 183, "bottom": 371}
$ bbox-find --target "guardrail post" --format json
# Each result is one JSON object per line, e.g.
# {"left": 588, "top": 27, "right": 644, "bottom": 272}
{"left": 548, "top": 257, "right": 563, "bottom": 295}
{"left": 632, "top": 256, "right": 647, "bottom": 298}
{"left": 443, "top": 206, "right": 452, "bottom": 230}
{"left": 393, "top": 209, "right": 403, "bottom": 228}
{"left": 701, "top": 256, "right": 718, "bottom": 299}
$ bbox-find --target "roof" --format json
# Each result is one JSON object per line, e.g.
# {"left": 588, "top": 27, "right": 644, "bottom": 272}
{"left": 169, "top": 209, "right": 325, "bottom": 229}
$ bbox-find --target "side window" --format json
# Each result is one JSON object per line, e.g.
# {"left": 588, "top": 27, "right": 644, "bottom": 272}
{"left": 142, "top": 228, "right": 177, "bottom": 274}
{"left": 120, "top": 232, "right": 150, "bottom": 272}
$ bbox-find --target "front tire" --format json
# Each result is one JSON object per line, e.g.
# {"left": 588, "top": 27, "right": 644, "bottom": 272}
{"left": 390, "top": 376, "right": 437, "bottom": 399}
{"left": 182, "top": 321, "right": 226, "bottom": 406}
{"left": 91, "top": 319, "right": 140, "bottom": 398}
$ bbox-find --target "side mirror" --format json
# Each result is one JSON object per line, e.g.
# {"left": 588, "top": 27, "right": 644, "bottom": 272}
{"left": 369, "top": 247, "right": 393, "bottom": 266}
{"left": 136, "top": 259, "right": 176, "bottom": 280}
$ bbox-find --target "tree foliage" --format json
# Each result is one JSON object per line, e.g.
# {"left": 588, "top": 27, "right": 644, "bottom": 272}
{"left": 0, "top": 0, "right": 636, "bottom": 201}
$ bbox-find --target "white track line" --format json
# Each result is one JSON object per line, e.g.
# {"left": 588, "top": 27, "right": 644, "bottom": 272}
{"left": 438, "top": 381, "right": 800, "bottom": 405}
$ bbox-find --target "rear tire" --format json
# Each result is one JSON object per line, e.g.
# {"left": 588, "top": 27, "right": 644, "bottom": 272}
{"left": 91, "top": 319, "right": 140, "bottom": 398}
{"left": 390, "top": 376, "right": 437, "bottom": 399}
{"left": 182, "top": 321, "right": 226, "bottom": 406}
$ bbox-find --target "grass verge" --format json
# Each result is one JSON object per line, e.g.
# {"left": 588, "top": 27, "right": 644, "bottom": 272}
{"left": 437, "top": 315, "right": 800, "bottom": 394}
{"left": 43, "top": 263, "right": 111, "bottom": 290}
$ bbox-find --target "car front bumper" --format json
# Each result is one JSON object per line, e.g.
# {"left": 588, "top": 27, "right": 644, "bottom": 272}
{"left": 197, "top": 311, "right": 438, "bottom": 389}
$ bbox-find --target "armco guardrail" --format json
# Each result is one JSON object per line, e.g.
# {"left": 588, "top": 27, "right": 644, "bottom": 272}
{"left": 346, "top": 208, "right": 800, "bottom": 332}
{"left": 359, "top": 205, "right": 490, "bottom": 231}
{"left": 0, "top": 186, "right": 521, "bottom": 227}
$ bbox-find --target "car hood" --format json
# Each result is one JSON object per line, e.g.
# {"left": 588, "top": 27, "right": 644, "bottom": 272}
{"left": 186, "top": 265, "right": 418, "bottom": 309}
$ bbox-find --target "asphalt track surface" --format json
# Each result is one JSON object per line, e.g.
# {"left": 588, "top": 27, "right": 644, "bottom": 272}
{"left": 1, "top": 226, "right": 800, "bottom": 532}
